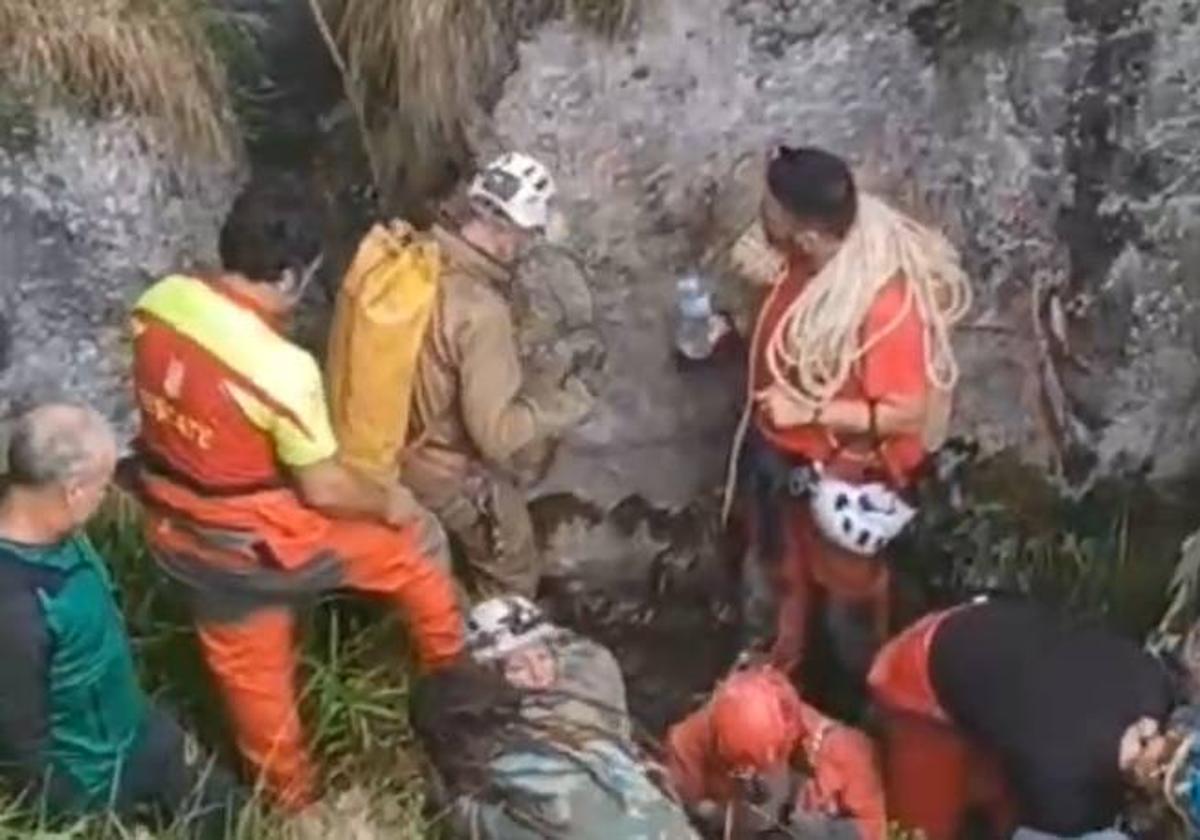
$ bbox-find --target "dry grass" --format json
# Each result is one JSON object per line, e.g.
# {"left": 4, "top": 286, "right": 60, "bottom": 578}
{"left": 314, "top": 0, "right": 644, "bottom": 208}
{"left": 0, "top": 0, "right": 237, "bottom": 162}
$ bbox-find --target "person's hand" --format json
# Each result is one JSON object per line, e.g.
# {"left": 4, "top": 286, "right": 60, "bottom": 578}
{"left": 555, "top": 376, "right": 596, "bottom": 426}
{"left": 756, "top": 383, "right": 820, "bottom": 429}
{"left": 531, "top": 375, "right": 595, "bottom": 437}
{"left": 708, "top": 313, "right": 734, "bottom": 347}
{"left": 384, "top": 483, "right": 423, "bottom": 527}
{"left": 690, "top": 800, "right": 727, "bottom": 834}
{"left": 731, "top": 645, "right": 774, "bottom": 673}
{"left": 1119, "top": 716, "right": 1163, "bottom": 778}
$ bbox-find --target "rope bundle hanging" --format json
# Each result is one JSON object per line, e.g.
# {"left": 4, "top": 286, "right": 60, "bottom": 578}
{"left": 763, "top": 193, "right": 972, "bottom": 410}
{"left": 721, "top": 195, "right": 971, "bottom": 522}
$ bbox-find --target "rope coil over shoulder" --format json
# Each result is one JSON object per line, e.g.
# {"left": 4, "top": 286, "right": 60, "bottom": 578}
{"left": 722, "top": 194, "right": 971, "bottom": 538}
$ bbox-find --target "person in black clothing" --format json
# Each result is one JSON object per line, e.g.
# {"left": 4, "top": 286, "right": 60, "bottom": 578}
{"left": 867, "top": 598, "right": 1189, "bottom": 839}
{"left": 0, "top": 404, "right": 243, "bottom": 837}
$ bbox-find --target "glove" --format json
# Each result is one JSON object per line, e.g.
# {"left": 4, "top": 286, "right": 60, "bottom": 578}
{"left": 532, "top": 375, "right": 595, "bottom": 435}
{"left": 562, "top": 327, "right": 607, "bottom": 376}
{"left": 528, "top": 329, "right": 606, "bottom": 394}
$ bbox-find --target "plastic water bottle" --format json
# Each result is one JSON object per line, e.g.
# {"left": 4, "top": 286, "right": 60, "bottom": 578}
{"left": 675, "top": 274, "right": 715, "bottom": 360}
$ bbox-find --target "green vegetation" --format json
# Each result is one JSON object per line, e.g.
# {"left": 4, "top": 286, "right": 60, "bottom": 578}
{"left": 897, "top": 447, "right": 1188, "bottom": 635}
{"left": 0, "top": 92, "right": 39, "bottom": 155}
{"left": 0, "top": 0, "right": 645, "bottom": 193}
{"left": 0, "top": 0, "right": 237, "bottom": 161}
{"left": 0, "top": 492, "right": 437, "bottom": 838}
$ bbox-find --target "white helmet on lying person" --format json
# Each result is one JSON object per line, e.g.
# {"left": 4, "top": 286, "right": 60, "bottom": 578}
{"left": 809, "top": 472, "right": 916, "bottom": 556}
{"left": 466, "top": 595, "right": 557, "bottom": 662}
{"left": 469, "top": 152, "right": 557, "bottom": 233}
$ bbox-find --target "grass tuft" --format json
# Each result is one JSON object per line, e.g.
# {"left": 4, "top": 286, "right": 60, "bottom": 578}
{"left": 313, "top": 0, "right": 645, "bottom": 208}
{"left": 0, "top": 494, "right": 437, "bottom": 838}
{"left": 0, "top": 0, "right": 238, "bottom": 162}
{"left": 300, "top": 599, "right": 439, "bottom": 838}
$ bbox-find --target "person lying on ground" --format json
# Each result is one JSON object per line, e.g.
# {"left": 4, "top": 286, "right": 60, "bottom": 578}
{"left": 721, "top": 146, "right": 971, "bottom": 680}
{"left": 868, "top": 597, "right": 1200, "bottom": 840}
{"left": 665, "top": 664, "right": 885, "bottom": 840}
{"left": 397, "top": 152, "right": 594, "bottom": 601}
{"left": 0, "top": 404, "right": 243, "bottom": 838}
{"left": 128, "top": 179, "right": 465, "bottom": 814}
{"left": 413, "top": 594, "right": 699, "bottom": 839}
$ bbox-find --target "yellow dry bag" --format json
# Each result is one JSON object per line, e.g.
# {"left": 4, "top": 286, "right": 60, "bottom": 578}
{"left": 326, "top": 220, "right": 440, "bottom": 482}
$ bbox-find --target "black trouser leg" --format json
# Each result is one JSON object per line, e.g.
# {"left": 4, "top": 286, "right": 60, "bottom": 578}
{"left": 118, "top": 707, "right": 247, "bottom": 839}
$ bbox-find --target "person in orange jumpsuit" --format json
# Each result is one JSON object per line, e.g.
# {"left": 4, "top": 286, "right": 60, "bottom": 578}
{"left": 128, "top": 181, "right": 465, "bottom": 813}
{"left": 868, "top": 599, "right": 1180, "bottom": 840}
{"left": 665, "top": 666, "right": 886, "bottom": 840}
{"left": 732, "top": 146, "right": 970, "bottom": 678}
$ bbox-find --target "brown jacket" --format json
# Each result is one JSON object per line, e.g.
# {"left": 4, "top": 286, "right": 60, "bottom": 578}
{"left": 403, "top": 225, "right": 590, "bottom": 505}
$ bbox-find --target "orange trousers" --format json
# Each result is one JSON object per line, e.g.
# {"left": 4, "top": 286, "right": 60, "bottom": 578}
{"left": 770, "top": 505, "right": 890, "bottom": 675}
{"left": 152, "top": 511, "right": 463, "bottom": 811}
{"left": 879, "top": 711, "right": 1015, "bottom": 840}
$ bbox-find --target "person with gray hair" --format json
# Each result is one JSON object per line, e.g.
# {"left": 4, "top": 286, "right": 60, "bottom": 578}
{"left": 4, "top": 402, "right": 117, "bottom": 517}
{"left": 0, "top": 403, "right": 243, "bottom": 837}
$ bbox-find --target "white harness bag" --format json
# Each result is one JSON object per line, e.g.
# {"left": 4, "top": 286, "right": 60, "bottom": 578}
{"left": 808, "top": 469, "right": 916, "bottom": 556}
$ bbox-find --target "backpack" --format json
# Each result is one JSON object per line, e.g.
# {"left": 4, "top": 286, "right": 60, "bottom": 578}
{"left": 325, "top": 221, "right": 440, "bottom": 483}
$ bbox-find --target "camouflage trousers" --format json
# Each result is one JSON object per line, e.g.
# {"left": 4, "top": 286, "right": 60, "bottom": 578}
{"left": 425, "top": 470, "right": 541, "bottom": 601}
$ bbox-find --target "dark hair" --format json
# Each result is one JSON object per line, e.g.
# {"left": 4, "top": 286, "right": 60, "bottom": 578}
{"left": 411, "top": 661, "right": 524, "bottom": 789}
{"left": 766, "top": 146, "right": 857, "bottom": 238}
{"left": 218, "top": 179, "right": 321, "bottom": 283}
{"left": 411, "top": 659, "right": 649, "bottom": 830}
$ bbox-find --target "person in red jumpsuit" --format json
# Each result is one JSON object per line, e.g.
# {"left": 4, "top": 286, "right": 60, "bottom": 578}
{"left": 665, "top": 666, "right": 886, "bottom": 839}
{"left": 130, "top": 182, "right": 464, "bottom": 813}
{"left": 732, "top": 145, "right": 969, "bottom": 680}
{"left": 868, "top": 599, "right": 1185, "bottom": 840}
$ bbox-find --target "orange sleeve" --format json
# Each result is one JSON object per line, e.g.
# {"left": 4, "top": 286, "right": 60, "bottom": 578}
{"left": 664, "top": 706, "right": 717, "bottom": 806}
{"left": 860, "top": 279, "right": 927, "bottom": 403}
{"left": 826, "top": 727, "right": 888, "bottom": 840}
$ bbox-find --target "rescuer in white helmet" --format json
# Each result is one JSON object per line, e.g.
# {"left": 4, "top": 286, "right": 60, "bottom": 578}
{"left": 401, "top": 152, "right": 595, "bottom": 602}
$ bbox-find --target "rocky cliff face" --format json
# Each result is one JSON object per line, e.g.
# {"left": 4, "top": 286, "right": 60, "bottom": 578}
{"left": 485, "top": 0, "right": 1200, "bottom": 587}
{"left": 0, "top": 0, "right": 334, "bottom": 451}
{"left": 2, "top": 0, "right": 1199, "bottom": 593}
{"left": 0, "top": 109, "right": 240, "bottom": 447}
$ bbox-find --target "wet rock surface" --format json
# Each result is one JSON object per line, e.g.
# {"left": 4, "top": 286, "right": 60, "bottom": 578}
{"left": 488, "top": 0, "right": 1200, "bottom": 589}
{"left": 0, "top": 109, "right": 240, "bottom": 446}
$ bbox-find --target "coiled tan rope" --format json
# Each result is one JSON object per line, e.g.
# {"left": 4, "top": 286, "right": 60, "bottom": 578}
{"left": 765, "top": 194, "right": 971, "bottom": 409}
{"left": 720, "top": 195, "right": 971, "bottom": 523}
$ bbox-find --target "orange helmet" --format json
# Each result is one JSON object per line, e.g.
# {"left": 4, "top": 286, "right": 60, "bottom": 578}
{"left": 711, "top": 667, "right": 805, "bottom": 773}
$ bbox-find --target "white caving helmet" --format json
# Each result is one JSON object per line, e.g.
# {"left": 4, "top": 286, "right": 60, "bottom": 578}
{"left": 809, "top": 473, "right": 916, "bottom": 556}
{"left": 466, "top": 595, "right": 556, "bottom": 662}
{"left": 469, "top": 152, "right": 557, "bottom": 233}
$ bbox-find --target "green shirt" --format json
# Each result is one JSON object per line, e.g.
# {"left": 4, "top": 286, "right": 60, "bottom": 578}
{"left": 0, "top": 533, "right": 149, "bottom": 808}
